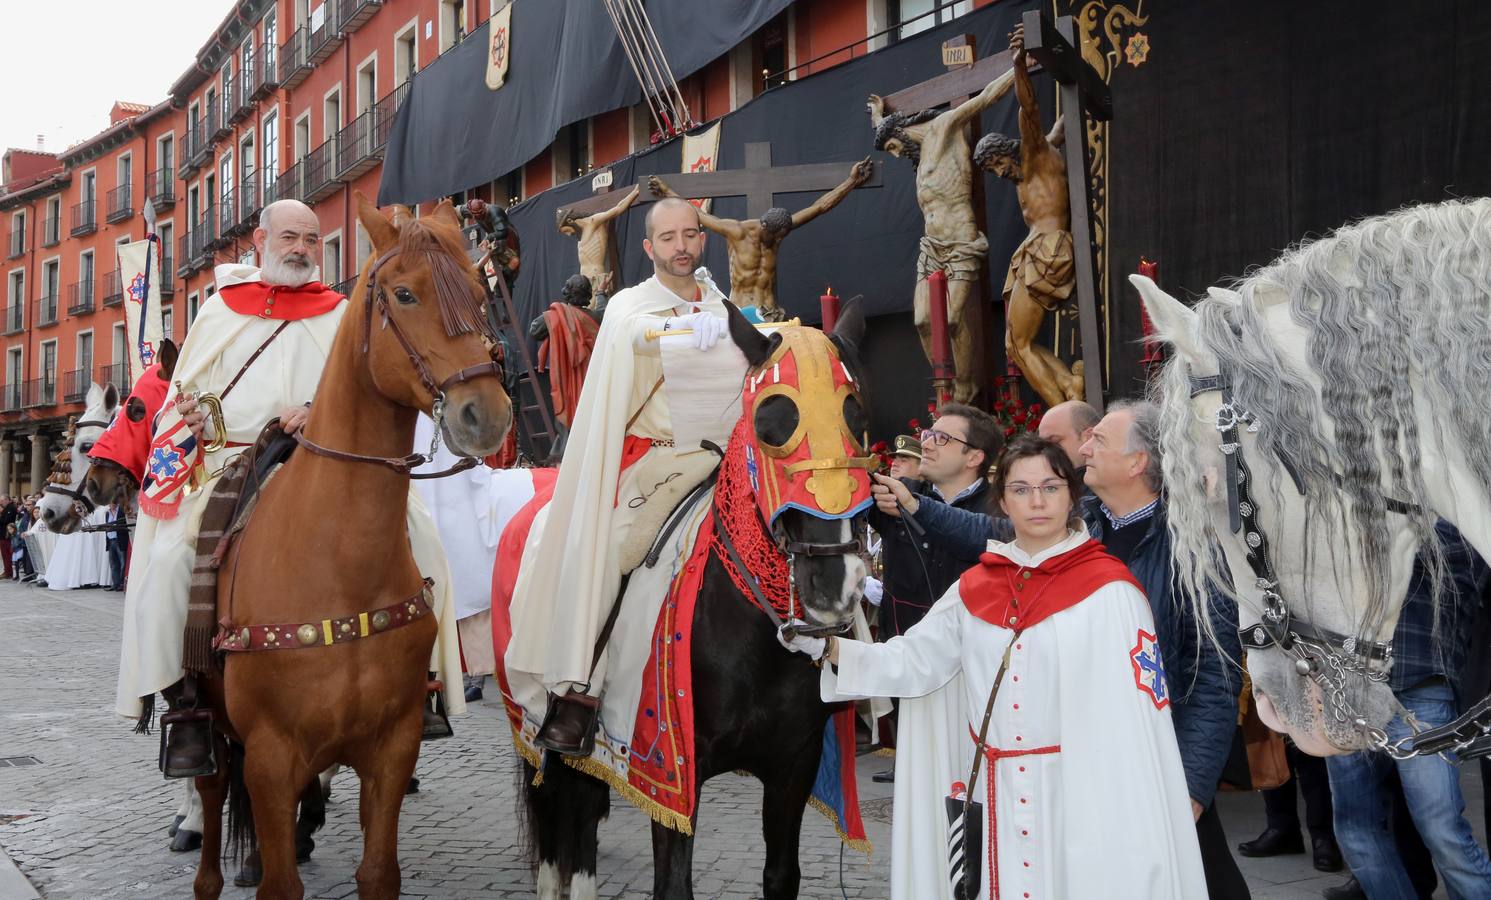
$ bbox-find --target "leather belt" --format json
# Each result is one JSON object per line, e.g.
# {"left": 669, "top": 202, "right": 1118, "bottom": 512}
{"left": 214, "top": 579, "right": 433, "bottom": 653}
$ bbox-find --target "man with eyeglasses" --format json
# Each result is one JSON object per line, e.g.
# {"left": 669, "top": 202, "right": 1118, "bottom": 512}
{"left": 1080, "top": 400, "right": 1251, "bottom": 900}
{"left": 866, "top": 404, "right": 1000, "bottom": 779}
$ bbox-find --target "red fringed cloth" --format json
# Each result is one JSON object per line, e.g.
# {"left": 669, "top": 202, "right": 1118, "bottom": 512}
{"left": 710, "top": 419, "right": 793, "bottom": 619}
{"left": 536, "top": 303, "right": 600, "bottom": 428}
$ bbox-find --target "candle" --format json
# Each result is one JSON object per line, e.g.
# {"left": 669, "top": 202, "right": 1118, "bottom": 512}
{"left": 820, "top": 287, "right": 839, "bottom": 332}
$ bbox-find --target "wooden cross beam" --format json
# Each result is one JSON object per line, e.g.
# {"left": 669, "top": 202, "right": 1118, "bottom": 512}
{"left": 560, "top": 142, "right": 883, "bottom": 220}
{"left": 1022, "top": 9, "right": 1112, "bottom": 411}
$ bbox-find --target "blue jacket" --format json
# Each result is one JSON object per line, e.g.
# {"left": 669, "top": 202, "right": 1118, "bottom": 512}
{"left": 907, "top": 493, "right": 1240, "bottom": 808}
{"left": 1081, "top": 495, "right": 1240, "bottom": 810}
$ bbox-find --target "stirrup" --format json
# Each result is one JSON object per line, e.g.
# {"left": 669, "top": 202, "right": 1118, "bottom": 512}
{"left": 158, "top": 707, "right": 218, "bottom": 778}
{"left": 422, "top": 679, "right": 454, "bottom": 741}
{"left": 535, "top": 690, "right": 600, "bottom": 758}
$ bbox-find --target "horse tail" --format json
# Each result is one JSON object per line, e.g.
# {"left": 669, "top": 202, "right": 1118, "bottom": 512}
{"left": 515, "top": 760, "right": 538, "bottom": 864}
{"left": 521, "top": 753, "right": 610, "bottom": 896}
{"left": 224, "top": 740, "right": 255, "bottom": 863}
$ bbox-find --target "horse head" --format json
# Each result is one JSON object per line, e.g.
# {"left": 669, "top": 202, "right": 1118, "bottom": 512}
{"left": 38, "top": 381, "right": 120, "bottom": 534}
{"left": 1135, "top": 268, "right": 1425, "bottom": 756}
{"left": 84, "top": 339, "right": 179, "bottom": 510}
{"left": 726, "top": 297, "right": 872, "bottom": 636}
{"left": 354, "top": 192, "right": 513, "bottom": 456}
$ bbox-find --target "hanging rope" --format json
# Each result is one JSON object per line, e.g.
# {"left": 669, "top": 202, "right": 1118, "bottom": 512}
{"left": 602, "top": 0, "right": 695, "bottom": 139}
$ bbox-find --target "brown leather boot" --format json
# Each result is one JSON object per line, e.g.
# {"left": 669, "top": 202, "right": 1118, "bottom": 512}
{"left": 535, "top": 690, "right": 601, "bottom": 757}
{"left": 159, "top": 679, "right": 216, "bottom": 778}
{"left": 421, "top": 676, "right": 453, "bottom": 740}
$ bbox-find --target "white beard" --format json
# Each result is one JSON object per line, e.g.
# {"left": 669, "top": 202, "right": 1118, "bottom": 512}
{"left": 261, "top": 251, "right": 316, "bottom": 287}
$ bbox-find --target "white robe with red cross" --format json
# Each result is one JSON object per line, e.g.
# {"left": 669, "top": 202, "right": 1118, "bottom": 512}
{"left": 821, "top": 527, "right": 1206, "bottom": 900}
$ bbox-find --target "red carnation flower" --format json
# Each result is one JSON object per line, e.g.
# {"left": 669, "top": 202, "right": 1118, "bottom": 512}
{"left": 909, "top": 418, "right": 920, "bottom": 430}
{"left": 1004, "top": 425, "right": 1017, "bottom": 437}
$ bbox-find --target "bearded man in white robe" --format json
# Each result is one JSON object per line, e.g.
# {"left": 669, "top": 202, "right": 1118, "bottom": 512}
{"left": 116, "top": 199, "right": 464, "bottom": 777}
{"left": 505, "top": 198, "right": 732, "bottom": 756}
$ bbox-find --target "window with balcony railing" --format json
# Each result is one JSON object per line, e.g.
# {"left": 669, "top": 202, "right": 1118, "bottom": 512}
{"left": 70, "top": 200, "right": 96, "bottom": 236}
{"left": 63, "top": 368, "right": 90, "bottom": 404}
{"left": 98, "top": 362, "right": 129, "bottom": 396}
{"left": 42, "top": 215, "right": 59, "bottom": 247}
{"left": 148, "top": 167, "right": 175, "bottom": 207}
{"left": 6, "top": 224, "right": 24, "bottom": 259}
{"left": 102, "top": 270, "right": 124, "bottom": 308}
{"left": 1, "top": 383, "right": 19, "bottom": 413}
{"left": 36, "top": 292, "right": 58, "bottom": 326}
{"left": 106, "top": 184, "right": 133, "bottom": 223}
{"left": 67, "top": 279, "right": 95, "bottom": 316}
{"left": 1, "top": 303, "right": 22, "bottom": 336}
{"left": 160, "top": 258, "right": 175, "bottom": 295}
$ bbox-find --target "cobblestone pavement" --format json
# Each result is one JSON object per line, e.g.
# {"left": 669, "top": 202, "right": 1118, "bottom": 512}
{"left": 1, "top": 582, "right": 1483, "bottom": 898}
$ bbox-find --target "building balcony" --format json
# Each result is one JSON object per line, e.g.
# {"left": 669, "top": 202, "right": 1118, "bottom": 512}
{"left": 67, "top": 279, "right": 95, "bottom": 316}
{"left": 102, "top": 269, "right": 124, "bottom": 308}
{"left": 23, "top": 377, "right": 56, "bottom": 409}
{"left": 335, "top": 83, "right": 406, "bottom": 181}
{"left": 106, "top": 184, "right": 133, "bottom": 224}
{"left": 62, "top": 368, "right": 90, "bottom": 404}
{"left": 188, "top": 209, "right": 218, "bottom": 268}
{"left": 262, "top": 163, "right": 297, "bottom": 207}
{"left": 243, "top": 48, "right": 277, "bottom": 103}
{"left": 279, "top": 27, "right": 312, "bottom": 90}
{"left": 303, "top": 139, "right": 342, "bottom": 205}
{"left": 177, "top": 233, "right": 197, "bottom": 278}
{"left": 41, "top": 216, "right": 59, "bottom": 248}
{"left": 7, "top": 225, "right": 24, "bottom": 259}
{"left": 341, "top": 0, "right": 381, "bottom": 33}
{"left": 237, "top": 177, "right": 262, "bottom": 232}
{"left": 307, "top": 0, "right": 347, "bottom": 64}
{"left": 226, "top": 73, "right": 252, "bottom": 125}
{"left": 1, "top": 303, "right": 23, "bottom": 336}
{"left": 218, "top": 190, "right": 238, "bottom": 237}
{"left": 209, "top": 99, "right": 231, "bottom": 142}
{"left": 186, "top": 112, "right": 216, "bottom": 170}
{"left": 35, "top": 294, "right": 58, "bottom": 328}
{"left": 331, "top": 276, "right": 357, "bottom": 298}
{"left": 159, "top": 258, "right": 175, "bottom": 296}
{"left": 147, "top": 167, "right": 175, "bottom": 210}
{"left": 70, "top": 201, "right": 96, "bottom": 237}
{"left": 1, "top": 383, "right": 19, "bottom": 413}
{"left": 97, "top": 362, "right": 129, "bottom": 396}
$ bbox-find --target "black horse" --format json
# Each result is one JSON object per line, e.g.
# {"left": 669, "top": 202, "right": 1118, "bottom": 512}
{"left": 521, "top": 300, "right": 873, "bottom": 900}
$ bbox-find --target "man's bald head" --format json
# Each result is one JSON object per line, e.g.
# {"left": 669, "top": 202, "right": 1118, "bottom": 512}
{"left": 255, "top": 200, "right": 321, "bottom": 287}
{"left": 644, "top": 197, "right": 700, "bottom": 239}
{"left": 1037, "top": 400, "right": 1100, "bottom": 467}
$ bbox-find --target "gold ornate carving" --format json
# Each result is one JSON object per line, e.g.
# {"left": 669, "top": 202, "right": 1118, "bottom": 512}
{"left": 1053, "top": 0, "right": 1149, "bottom": 384}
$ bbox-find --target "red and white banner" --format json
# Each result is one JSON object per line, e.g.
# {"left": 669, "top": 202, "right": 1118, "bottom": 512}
{"left": 679, "top": 121, "right": 721, "bottom": 214}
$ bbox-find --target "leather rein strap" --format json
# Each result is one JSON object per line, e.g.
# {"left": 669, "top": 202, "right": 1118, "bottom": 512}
{"left": 294, "top": 247, "right": 501, "bottom": 480}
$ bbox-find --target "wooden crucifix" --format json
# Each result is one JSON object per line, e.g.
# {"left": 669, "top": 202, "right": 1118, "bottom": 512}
{"left": 559, "top": 142, "right": 883, "bottom": 220}
{"left": 1020, "top": 8, "right": 1113, "bottom": 410}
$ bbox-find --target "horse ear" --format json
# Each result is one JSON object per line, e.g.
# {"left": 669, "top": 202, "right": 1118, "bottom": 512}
{"left": 829, "top": 295, "right": 866, "bottom": 356}
{"left": 432, "top": 199, "right": 462, "bottom": 230}
{"left": 102, "top": 382, "right": 119, "bottom": 412}
{"left": 1205, "top": 286, "right": 1243, "bottom": 306}
{"left": 1130, "top": 274, "right": 1204, "bottom": 362}
{"left": 84, "top": 381, "right": 105, "bottom": 411}
{"left": 725, "top": 300, "right": 774, "bottom": 367}
{"left": 156, "top": 339, "right": 179, "bottom": 380}
{"left": 355, "top": 191, "right": 398, "bottom": 255}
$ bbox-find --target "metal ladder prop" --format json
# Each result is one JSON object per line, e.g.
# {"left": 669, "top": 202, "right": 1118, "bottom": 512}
{"left": 483, "top": 262, "right": 558, "bottom": 464}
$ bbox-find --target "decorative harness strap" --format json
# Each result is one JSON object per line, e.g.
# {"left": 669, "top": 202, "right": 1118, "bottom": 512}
{"left": 44, "top": 414, "right": 116, "bottom": 515}
{"left": 215, "top": 579, "right": 433, "bottom": 653}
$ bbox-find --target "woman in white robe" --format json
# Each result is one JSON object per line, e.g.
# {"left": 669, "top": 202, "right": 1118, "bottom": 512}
{"left": 782, "top": 435, "right": 1207, "bottom": 900}
{"left": 46, "top": 506, "right": 111, "bottom": 590}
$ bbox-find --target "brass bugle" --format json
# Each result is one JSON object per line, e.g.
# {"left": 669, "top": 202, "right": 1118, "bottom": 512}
{"left": 175, "top": 381, "right": 229, "bottom": 453}
{"left": 645, "top": 317, "right": 799, "bottom": 341}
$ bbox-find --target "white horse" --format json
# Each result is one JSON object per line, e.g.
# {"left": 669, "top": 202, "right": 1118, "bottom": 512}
{"left": 37, "top": 382, "right": 119, "bottom": 535}
{"left": 1134, "top": 197, "right": 1491, "bottom": 756}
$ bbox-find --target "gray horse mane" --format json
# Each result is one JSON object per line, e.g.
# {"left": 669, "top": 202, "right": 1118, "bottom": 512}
{"left": 1154, "top": 197, "right": 1491, "bottom": 641}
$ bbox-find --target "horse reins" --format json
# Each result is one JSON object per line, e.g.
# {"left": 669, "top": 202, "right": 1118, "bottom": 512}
{"left": 1189, "top": 367, "right": 1491, "bottom": 761}
{"left": 293, "top": 246, "right": 503, "bottom": 480}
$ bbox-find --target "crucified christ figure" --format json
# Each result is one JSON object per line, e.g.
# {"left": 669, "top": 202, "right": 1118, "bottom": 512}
{"left": 648, "top": 157, "right": 873, "bottom": 321}
{"left": 976, "top": 23, "right": 1082, "bottom": 406}
{"left": 556, "top": 183, "right": 641, "bottom": 302}
{"left": 868, "top": 66, "right": 1015, "bottom": 402}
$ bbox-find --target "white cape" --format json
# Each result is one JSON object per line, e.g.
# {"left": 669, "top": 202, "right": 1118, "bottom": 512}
{"left": 823, "top": 529, "right": 1207, "bottom": 900}
{"left": 46, "top": 506, "right": 111, "bottom": 590}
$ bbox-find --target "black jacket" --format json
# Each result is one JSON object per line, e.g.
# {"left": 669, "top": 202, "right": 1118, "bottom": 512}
{"left": 870, "top": 477, "right": 990, "bottom": 638}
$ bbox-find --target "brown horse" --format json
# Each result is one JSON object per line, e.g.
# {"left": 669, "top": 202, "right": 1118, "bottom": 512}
{"left": 190, "top": 193, "right": 512, "bottom": 900}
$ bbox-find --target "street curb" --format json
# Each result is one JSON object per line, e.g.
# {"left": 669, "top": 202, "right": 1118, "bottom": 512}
{"left": 0, "top": 845, "right": 39, "bottom": 900}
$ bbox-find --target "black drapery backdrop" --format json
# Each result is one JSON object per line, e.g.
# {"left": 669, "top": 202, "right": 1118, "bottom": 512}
{"left": 379, "top": 0, "right": 796, "bottom": 205}
{"left": 496, "top": 1, "right": 1044, "bottom": 442}
{"left": 1102, "top": 0, "right": 1491, "bottom": 398}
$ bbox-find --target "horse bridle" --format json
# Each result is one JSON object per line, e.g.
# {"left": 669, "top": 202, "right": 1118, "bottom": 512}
{"left": 294, "top": 247, "right": 504, "bottom": 479}
{"left": 1190, "top": 369, "right": 1491, "bottom": 761}
{"left": 43, "top": 415, "right": 115, "bottom": 516}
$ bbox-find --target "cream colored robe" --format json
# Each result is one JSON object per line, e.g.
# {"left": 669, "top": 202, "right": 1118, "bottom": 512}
{"left": 506, "top": 274, "right": 727, "bottom": 693}
{"left": 114, "top": 265, "right": 465, "bottom": 718}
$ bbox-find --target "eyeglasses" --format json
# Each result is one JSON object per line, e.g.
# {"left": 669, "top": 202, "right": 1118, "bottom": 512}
{"left": 1003, "top": 480, "right": 1069, "bottom": 500}
{"left": 920, "top": 428, "right": 970, "bottom": 449}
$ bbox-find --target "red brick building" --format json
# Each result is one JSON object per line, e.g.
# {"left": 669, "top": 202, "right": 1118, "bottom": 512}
{"left": 0, "top": 0, "right": 989, "bottom": 493}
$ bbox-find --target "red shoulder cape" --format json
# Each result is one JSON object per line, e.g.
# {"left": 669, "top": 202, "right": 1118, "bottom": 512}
{"left": 958, "top": 537, "right": 1143, "bottom": 630}
{"left": 218, "top": 280, "right": 344, "bottom": 320}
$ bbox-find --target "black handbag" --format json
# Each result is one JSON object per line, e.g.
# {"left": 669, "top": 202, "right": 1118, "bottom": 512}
{"left": 945, "top": 629, "right": 1020, "bottom": 900}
